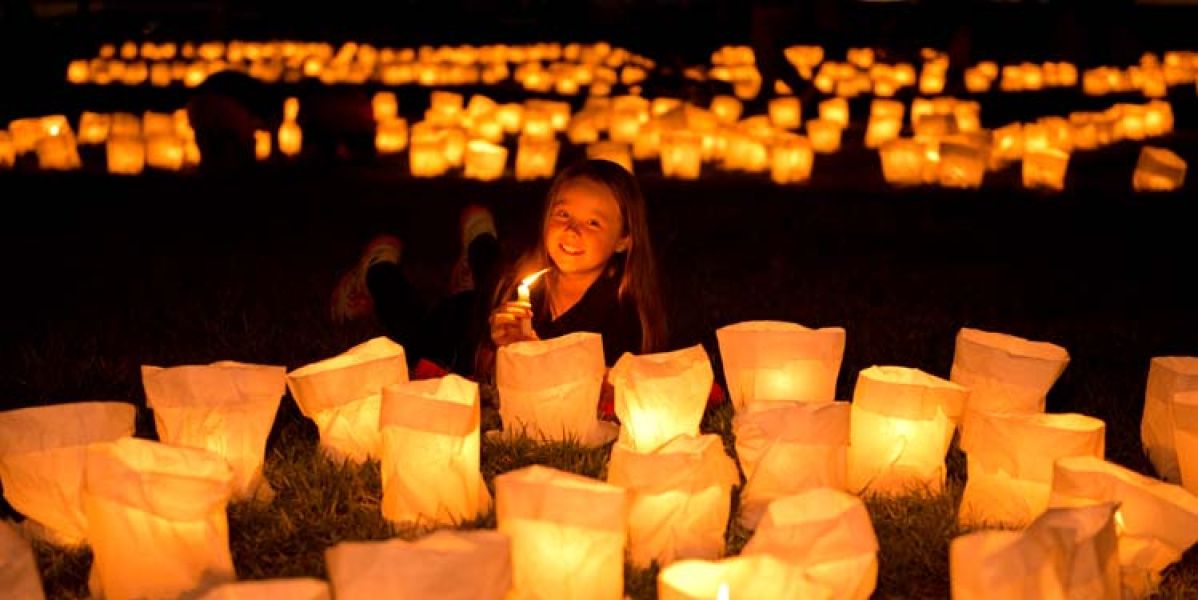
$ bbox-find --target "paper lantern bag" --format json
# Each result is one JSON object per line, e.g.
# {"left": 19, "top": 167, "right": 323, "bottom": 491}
{"left": 84, "top": 438, "right": 235, "bottom": 600}
{"left": 0, "top": 520, "right": 45, "bottom": 600}
{"left": 607, "top": 434, "right": 739, "bottom": 568}
{"left": 741, "top": 488, "right": 878, "bottom": 600}
{"left": 610, "top": 344, "right": 712, "bottom": 452}
{"left": 959, "top": 411, "right": 1105, "bottom": 527}
{"left": 658, "top": 554, "right": 832, "bottom": 600}
{"left": 496, "top": 332, "right": 612, "bottom": 445}
{"left": 326, "top": 529, "right": 510, "bottom": 600}
{"left": 1141, "top": 356, "right": 1198, "bottom": 483}
{"left": 379, "top": 375, "right": 490, "bottom": 526}
{"left": 496, "top": 465, "right": 627, "bottom": 600}
{"left": 716, "top": 321, "right": 846, "bottom": 410}
{"left": 0, "top": 402, "right": 135, "bottom": 545}
{"left": 951, "top": 327, "right": 1069, "bottom": 416}
{"left": 1170, "top": 390, "right": 1198, "bottom": 495}
{"left": 198, "top": 578, "right": 330, "bottom": 600}
{"left": 950, "top": 503, "right": 1121, "bottom": 600}
{"left": 142, "top": 361, "right": 285, "bottom": 500}
{"left": 286, "top": 337, "right": 409, "bottom": 462}
{"left": 733, "top": 401, "right": 850, "bottom": 529}
{"left": 1050, "top": 456, "right": 1198, "bottom": 598}
{"left": 848, "top": 366, "right": 967, "bottom": 496}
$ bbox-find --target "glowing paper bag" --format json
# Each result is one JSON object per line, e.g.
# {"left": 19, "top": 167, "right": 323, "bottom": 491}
{"left": 848, "top": 366, "right": 967, "bottom": 496}
{"left": 197, "top": 578, "right": 329, "bottom": 600}
{"left": 1141, "top": 356, "right": 1198, "bottom": 483}
{"left": 951, "top": 327, "right": 1069, "bottom": 417}
{"left": 1050, "top": 456, "right": 1198, "bottom": 597}
{"left": 496, "top": 465, "right": 627, "bottom": 600}
{"left": 607, "top": 434, "right": 738, "bottom": 568}
{"left": 496, "top": 332, "right": 614, "bottom": 445}
{"left": 379, "top": 375, "right": 490, "bottom": 526}
{"left": 741, "top": 488, "right": 879, "bottom": 600}
{"left": 733, "top": 401, "right": 850, "bottom": 529}
{"left": 84, "top": 438, "right": 235, "bottom": 600}
{"left": 959, "top": 411, "right": 1105, "bottom": 527}
{"left": 716, "top": 321, "right": 846, "bottom": 410}
{"left": 950, "top": 502, "right": 1121, "bottom": 600}
{"left": 0, "top": 401, "right": 135, "bottom": 545}
{"left": 326, "top": 529, "right": 510, "bottom": 600}
{"left": 0, "top": 520, "right": 45, "bottom": 600}
{"left": 286, "top": 337, "right": 408, "bottom": 462}
{"left": 610, "top": 344, "right": 712, "bottom": 452}
{"left": 142, "top": 361, "right": 285, "bottom": 500}
{"left": 658, "top": 554, "right": 831, "bottom": 600}
{"left": 1171, "top": 391, "right": 1198, "bottom": 495}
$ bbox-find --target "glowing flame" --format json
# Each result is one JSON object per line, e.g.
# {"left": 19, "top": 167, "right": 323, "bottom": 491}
{"left": 1114, "top": 509, "right": 1126, "bottom": 535}
{"left": 48, "top": 124, "right": 61, "bottom": 136}
{"left": 517, "top": 268, "right": 551, "bottom": 302}
{"left": 717, "top": 582, "right": 730, "bottom": 600}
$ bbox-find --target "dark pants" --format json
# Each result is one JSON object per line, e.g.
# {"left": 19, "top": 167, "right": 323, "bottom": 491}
{"left": 365, "top": 233, "right": 501, "bottom": 376}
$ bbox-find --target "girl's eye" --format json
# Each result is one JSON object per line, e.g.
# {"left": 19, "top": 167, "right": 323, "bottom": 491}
{"left": 552, "top": 209, "right": 569, "bottom": 221}
{"left": 587, "top": 219, "right": 602, "bottom": 229}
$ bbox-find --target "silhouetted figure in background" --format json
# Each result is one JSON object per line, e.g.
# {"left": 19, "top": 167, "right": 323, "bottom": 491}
{"left": 186, "top": 70, "right": 276, "bottom": 172}
{"left": 748, "top": 0, "right": 807, "bottom": 101}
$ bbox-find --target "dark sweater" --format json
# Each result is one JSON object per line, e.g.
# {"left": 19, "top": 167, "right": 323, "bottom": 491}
{"left": 529, "top": 272, "right": 643, "bottom": 367}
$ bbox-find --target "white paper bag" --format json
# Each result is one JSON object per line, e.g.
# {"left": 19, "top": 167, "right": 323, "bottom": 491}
{"left": 286, "top": 337, "right": 409, "bottom": 462}
{"left": 197, "top": 578, "right": 329, "bottom": 600}
{"left": 1050, "top": 455, "right": 1198, "bottom": 598}
{"left": 951, "top": 327, "right": 1069, "bottom": 417}
{"left": 379, "top": 375, "right": 490, "bottom": 526}
{"left": 733, "top": 401, "right": 850, "bottom": 530}
{"left": 716, "top": 321, "right": 846, "bottom": 410}
{"left": 741, "top": 488, "right": 878, "bottom": 600}
{"left": 0, "top": 402, "right": 135, "bottom": 545}
{"left": 607, "top": 434, "right": 739, "bottom": 568}
{"left": 84, "top": 438, "right": 235, "bottom": 600}
{"left": 1141, "top": 356, "right": 1198, "bottom": 483}
{"left": 142, "top": 361, "right": 285, "bottom": 500}
{"left": 610, "top": 344, "right": 713, "bottom": 453}
{"left": 1170, "top": 390, "right": 1198, "bottom": 495}
{"left": 848, "top": 366, "right": 967, "bottom": 495}
{"left": 959, "top": 411, "right": 1105, "bottom": 527}
{"left": 0, "top": 520, "right": 45, "bottom": 600}
{"left": 658, "top": 554, "right": 832, "bottom": 600}
{"left": 496, "top": 465, "right": 627, "bottom": 600}
{"left": 951, "top": 502, "right": 1121, "bottom": 600}
{"left": 496, "top": 332, "right": 614, "bottom": 446}
{"left": 326, "top": 529, "right": 510, "bottom": 600}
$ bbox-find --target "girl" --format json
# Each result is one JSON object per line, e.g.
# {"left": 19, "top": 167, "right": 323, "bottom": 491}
{"left": 332, "top": 158, "right": 666, "bottom": 388}
{"left": 485, "top": 158, "right": 666, "bottom": 373}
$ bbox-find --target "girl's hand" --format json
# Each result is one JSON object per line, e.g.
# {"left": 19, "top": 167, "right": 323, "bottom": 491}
{"left": 490, "top": 301, "right": 537, "bottom": 347}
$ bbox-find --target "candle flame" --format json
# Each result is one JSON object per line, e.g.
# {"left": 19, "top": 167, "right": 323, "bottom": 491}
{"left": 1114, "top": 509, "right": 1126, "bottom": 535}
{"left": 48, "top": 125, "right": 61, "bottom": 136}
{"left": 519, "top": 267, "right": 550, "bottom": 289}
{"left": 717, "top": 582, "right": 730, "bottom": 600}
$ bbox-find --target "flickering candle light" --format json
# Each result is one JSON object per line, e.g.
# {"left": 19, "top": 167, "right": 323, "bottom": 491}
{"left": 518, "top": 269, "right": 550, "bottom": 336}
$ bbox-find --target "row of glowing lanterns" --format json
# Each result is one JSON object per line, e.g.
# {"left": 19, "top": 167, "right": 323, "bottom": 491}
{"left": 1, "top": 88, "right": 1187, "bottom": 191}
{"left": 66, "top": 40, "right": 1198, "bottom": 104}
{"left": 355, "top": 90, "right": 1189, "bottom": 189}
{"left": 65, "top": 40, "right": 653, "bottom": 95}
{"left": 3, "top": 325, "right": 1198, "bottom": 599}
{"left": 704, "top": 45, "right": 1198, "bottom": 100}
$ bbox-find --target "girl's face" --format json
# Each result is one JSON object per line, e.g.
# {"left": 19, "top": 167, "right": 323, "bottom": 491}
{"left": 543, "top": 179, "right": 629, "bottom": 279}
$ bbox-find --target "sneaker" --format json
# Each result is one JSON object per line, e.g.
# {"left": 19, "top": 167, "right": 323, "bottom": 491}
{"left": 330, "top": 234, "right": 403, "bottom": 323}
{"left": 448, "top": 204, "right": 497, "bottom": 295}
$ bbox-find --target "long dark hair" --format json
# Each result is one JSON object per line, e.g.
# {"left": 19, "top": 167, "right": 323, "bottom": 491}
{"left": 495, "top": 159, "right": 667, "bottom": 354}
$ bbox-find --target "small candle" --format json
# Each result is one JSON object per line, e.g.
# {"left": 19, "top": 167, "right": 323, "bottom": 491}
{"left": 517, "top": 268, "right": 550, "bottom": 336}
{"left": 717, "top": 582, "right": 730, "bottom": 600}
